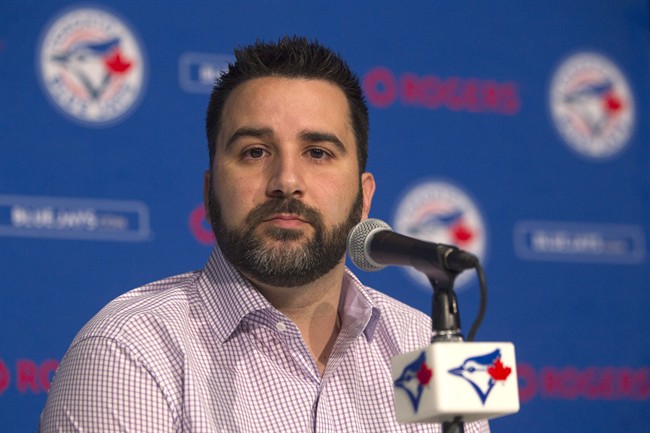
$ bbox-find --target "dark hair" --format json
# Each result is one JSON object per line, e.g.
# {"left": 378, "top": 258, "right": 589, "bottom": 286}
{"left": 205, "top": 36, "right": 369, "bottom": 173}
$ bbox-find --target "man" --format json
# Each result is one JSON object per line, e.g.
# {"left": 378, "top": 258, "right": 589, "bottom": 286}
{"left": 40, "top": 36, "right": 489, "bottom": 432}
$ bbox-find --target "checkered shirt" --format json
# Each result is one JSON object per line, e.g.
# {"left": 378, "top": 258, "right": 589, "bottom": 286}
{"left": 40, "top": 246, "right": 490, "bottom": 432}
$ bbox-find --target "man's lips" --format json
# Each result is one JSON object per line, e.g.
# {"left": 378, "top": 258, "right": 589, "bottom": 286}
{"left": 262, "top": 214, "right": 310, "bottom": 228}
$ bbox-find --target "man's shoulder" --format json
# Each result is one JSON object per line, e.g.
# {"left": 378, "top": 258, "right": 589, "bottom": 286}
{"left": 71, "top": 270, "right": 204, "bottom": 350}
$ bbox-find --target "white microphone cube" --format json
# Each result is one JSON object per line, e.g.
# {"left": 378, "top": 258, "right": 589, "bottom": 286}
{"left": 392, "top": 342, "right": 520, "bottom": 424}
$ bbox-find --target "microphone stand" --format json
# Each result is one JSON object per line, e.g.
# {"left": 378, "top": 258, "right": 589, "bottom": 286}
{"left": 428, "top": 269, "right": 464, "bottom": 433}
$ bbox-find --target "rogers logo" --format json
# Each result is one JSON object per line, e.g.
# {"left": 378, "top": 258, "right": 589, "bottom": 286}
{"left": 517, "top": 363, "right": 650, "bottom": 403}
{"left": 189, "top": 203, "right": 215, "bottom": 245}
{"left": 362, "top": 67, "right": 520, "bottom": 115}
{"left": 0, "top": 358, "right": 59, "bottom": 395}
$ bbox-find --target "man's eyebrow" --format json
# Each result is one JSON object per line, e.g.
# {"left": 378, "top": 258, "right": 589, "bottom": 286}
{"left": 300, "top": 130, "right": 347, "bottom": 154}
{"left": 225, "top": 126, "right": 273, "bottom": 150}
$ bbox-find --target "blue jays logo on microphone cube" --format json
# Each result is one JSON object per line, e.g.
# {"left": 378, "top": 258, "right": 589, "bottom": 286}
{"left": 392, "top": 342, "right": 520, "bottom": 423}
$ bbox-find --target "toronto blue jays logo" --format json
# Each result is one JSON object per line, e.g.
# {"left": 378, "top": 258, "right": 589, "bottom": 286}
{"left": 38, "top": 7, "right": 146, "bottom": 125}
{"left": 448, "top": 349, "right": 512, "bottom": 404}
{"left": 550, "top": 52, "right": 634, "bottom": 160}
{"left": 394, "top": 180, "right": 486, "bottom": 291}
{"left": 394, "top": 351, "right": 433, "bottom": 412}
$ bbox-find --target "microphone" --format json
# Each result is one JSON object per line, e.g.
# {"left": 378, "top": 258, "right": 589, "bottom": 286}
{"left": 347, "top": 218, "right": 479, "bottom": 276}
{"left": 346, "top": 223, "right": 520, "bottom": 425}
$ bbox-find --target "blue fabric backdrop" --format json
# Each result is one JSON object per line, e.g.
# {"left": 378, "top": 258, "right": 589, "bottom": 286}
{"left": 1, "top": 1, "right": 648, "bottom": 432}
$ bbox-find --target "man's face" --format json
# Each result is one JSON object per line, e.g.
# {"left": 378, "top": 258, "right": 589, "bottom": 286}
{"left": 205, "top": 77, "right": 375, "bottom": 287}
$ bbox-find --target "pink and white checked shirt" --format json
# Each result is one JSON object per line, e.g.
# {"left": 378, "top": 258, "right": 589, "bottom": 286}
{"left": 40, "top": 246, "right": 489, "bottom": 432}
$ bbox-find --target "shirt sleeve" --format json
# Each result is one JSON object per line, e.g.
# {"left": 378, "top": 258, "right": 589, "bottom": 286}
{"left": 39, "top": 336, "right": 177, "bottom": 433}
{"left": 466, "top": 419, "right": 491, "bottom": 432}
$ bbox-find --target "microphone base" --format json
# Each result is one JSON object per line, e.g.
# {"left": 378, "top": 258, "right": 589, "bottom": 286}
{"left": 392, "top": 342, "right": 520, "bottom": 424}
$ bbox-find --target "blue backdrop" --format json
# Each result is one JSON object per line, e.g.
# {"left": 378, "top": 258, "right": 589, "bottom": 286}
{"left": 1, "top": 1, "right": 649, "bottom": 432}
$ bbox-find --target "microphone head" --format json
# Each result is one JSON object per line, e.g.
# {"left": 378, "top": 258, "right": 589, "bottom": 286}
{"left": 347, "top": 218, "right": 392, "bottom": 271}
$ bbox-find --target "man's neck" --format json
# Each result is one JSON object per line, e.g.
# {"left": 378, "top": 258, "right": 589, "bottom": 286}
{"left": 244, "top": 264, "right": 345, "bottom": 376}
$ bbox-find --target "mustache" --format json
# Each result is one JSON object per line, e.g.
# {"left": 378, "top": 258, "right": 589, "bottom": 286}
{"left": 245, "top": 198, "right": 323, "bottom": 227}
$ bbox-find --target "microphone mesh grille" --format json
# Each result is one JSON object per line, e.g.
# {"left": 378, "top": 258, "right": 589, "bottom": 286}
{"left": 347, "top": 218, "right": 392, "bottom": 271}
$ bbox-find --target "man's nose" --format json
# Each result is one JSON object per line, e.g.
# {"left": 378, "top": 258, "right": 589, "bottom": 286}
{"left": 266, "top": 152, "right": 305, "bottom": 199}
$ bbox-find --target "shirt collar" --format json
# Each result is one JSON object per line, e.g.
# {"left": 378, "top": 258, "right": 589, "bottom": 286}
{"left": 198, "top": 245, "right": 275, "bottom": 343}
{"left": 340, "top": 268, "right": 381, "bottom": 342}
{"left": 198, "top": 245, "right": 382, "bottom": 343}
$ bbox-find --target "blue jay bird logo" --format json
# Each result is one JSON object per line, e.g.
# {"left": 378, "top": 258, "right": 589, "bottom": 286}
{"left": 51, "top": 38, "right": 133, "bottom": 101}
{"left": 38, "top": 7, "right": 145, "bottom": 125}
{"left": 448, "top": 349, "right": 512, "bottom": 404}
{"left": 549, "top": 52, "right": 634, "bottom": 160}
{"left": 406, "top": 209, "right": 473, "bottom": 248}
{"left": 394, "top": 181, "right": 486, "bottom": 291}
{"left": 394, "top": 352, "right": 433, "bottom": 412}
{"left": 562, "top": 80, "right": 624, "bottom": 138}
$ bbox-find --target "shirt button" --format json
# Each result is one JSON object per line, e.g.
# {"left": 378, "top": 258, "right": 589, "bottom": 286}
{"left": 276, "top": 321, "right": 287, "bottom": 332}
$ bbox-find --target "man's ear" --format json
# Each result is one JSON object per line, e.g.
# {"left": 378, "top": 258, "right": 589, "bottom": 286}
{"left": 203, "top": 170, "right": 212, "bottom": 224}
{"left": 360, "top": 172, "right": 376, "bottom": 220}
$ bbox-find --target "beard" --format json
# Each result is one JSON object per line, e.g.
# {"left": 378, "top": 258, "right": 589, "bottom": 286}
{"left": 207, "top": 184, "right": 363, "bottom": 287}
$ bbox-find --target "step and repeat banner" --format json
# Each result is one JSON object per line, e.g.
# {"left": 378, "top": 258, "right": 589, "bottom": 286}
{"left": 1, "top": 1, "right": 648, "bottom": 432}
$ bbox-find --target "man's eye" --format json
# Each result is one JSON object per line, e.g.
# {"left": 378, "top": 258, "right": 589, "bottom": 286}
{"left": 244, "top": 147, "right": 266, "bottom": 159}
{"left": 308, "top": 148, "right": 329, "bottom": 159}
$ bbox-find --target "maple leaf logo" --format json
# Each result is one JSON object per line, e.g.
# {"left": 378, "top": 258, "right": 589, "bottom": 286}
{"left": 104, "top": 51, "right": 132, "bottom": 74}
{"left": 603, "top": 91, "right": 623, "bottom": 116}
{"left": 451, "top": 221, "right": 473, "bottom": 245}
{"left": 417, "top": 361, "right": 433, "bottom": 385}
{"left": 488, "top": 358, "right": 512, "bottom": 381}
